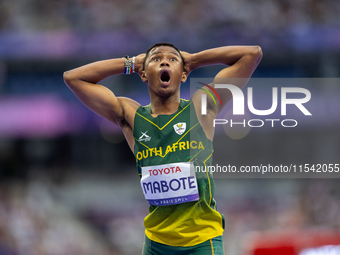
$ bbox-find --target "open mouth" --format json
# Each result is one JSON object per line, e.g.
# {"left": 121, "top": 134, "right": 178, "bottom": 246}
{"left": 160, "top": 71, "right": 170, "bottom": 83}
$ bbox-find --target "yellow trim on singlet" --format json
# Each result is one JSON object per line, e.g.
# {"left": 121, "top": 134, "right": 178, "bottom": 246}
{"left": 188, "top": 149, "right": 204, "bottom": 162}
{"left": 135, "top": 101, "right": 192, "bottom": 130}
{"left": 203, "top": 151, "right": 214, "bottom": 206}
{"left": 134, "top": 122, "right": 200, "bottom": 158}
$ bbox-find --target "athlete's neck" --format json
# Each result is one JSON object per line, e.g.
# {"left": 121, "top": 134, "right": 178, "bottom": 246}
{"left": 150, "top": 96, "right": 181, "bottom": 117}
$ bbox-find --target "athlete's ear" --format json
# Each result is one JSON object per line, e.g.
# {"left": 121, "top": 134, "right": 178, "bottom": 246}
{"left": 181, "top": 71, "right": 188, "bottom": 83}
{"left": 141, "top": 71, "right": 148, "bottom": 82}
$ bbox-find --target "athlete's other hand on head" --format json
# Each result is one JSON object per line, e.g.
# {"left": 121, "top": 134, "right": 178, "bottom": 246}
{"left": 135, "top": 53, "right": 146, "bottom": 77}
{"left": 180, "top": 51, "right": 193, "bottom": 75}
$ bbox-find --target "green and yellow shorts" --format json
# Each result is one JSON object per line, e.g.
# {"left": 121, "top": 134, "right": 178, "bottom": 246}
{"left": 142, "top": 235, "right": 224, "bottom": 255}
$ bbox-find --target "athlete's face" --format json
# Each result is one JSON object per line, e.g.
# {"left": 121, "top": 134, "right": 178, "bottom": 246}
{"left": 141, "top": 46, "right": 187, "bottom": 97}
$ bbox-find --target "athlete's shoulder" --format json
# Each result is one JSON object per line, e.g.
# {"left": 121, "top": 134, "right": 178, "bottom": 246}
{"left": 180, "top": 98, "right": 191, "bottom": 107}
{"left": 181, "top": 98, "right": 190, "bottom": 102}
{"left": 136, "top": 102, "right": 151, "bottom": 116}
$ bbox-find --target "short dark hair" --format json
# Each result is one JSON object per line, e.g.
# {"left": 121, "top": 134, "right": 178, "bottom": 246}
{"left": 143, "top": 42, "right": 185, "bottom": 70}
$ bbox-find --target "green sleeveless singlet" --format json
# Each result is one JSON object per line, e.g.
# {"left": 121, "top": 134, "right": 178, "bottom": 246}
{"left": 133, "top": 99, "right": 224, "bottom": 247}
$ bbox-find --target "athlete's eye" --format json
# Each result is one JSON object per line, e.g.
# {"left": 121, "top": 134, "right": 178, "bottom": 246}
{"left": 153, "top": 57, "right": 160, "bottom": 61}
{"left": 170, "top": 57, "right": 177, "bottom": 62}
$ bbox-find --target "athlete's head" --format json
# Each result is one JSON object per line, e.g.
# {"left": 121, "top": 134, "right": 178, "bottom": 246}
{"left": 141, "top": 42, "right": 187, "bottom": 97}
{"left": 143, "top": 42, "right": 185, "bottom": 71}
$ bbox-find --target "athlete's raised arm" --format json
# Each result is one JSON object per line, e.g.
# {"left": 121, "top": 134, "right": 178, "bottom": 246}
{"left": 185, "top": 45, "right": 262, "bottom": 113}
{"left": 183, "top": 45, "right": 262, "bottom": 140}
{"left": 63, "top": 54, "right": 145, "bottom": 125}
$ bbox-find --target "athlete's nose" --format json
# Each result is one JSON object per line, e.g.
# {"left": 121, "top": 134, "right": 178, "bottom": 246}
{"left": 160, "top": 59, "right": 170, "bottom": 67}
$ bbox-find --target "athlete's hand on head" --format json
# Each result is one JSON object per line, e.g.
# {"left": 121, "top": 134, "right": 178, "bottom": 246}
{"left": 135, "top": 53, "right": 146, "bottom": 76}
{"left": 180, "top": 51, "right": 192, "bottom": 75}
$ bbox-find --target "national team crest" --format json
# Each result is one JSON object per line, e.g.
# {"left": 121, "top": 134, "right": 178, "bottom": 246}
{"left": 173, "top": 122, "right": 186, "bottom": 135}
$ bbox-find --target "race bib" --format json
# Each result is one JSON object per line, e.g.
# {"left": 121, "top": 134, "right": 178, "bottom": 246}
{"left": 140, "top": 162, "right": 199, "bottom": 206}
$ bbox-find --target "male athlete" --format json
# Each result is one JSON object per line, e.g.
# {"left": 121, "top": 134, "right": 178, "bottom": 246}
{"left": 63, "top": 43, "right": 262, "bottom": 255}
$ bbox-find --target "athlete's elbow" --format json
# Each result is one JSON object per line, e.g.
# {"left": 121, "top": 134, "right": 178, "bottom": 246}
{"left": 63, "top": 70, "right": 70, "bottom": 83}
{"left": 63, "top": 70, "right": 77, "bottom": 87}
{"left": 250, "top": 45, "right": 263, "bottom": 64}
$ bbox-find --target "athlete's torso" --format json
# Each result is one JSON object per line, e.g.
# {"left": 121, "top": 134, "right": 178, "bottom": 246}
{"left": 133, "top": 99, "right": 224, "bottom": 246}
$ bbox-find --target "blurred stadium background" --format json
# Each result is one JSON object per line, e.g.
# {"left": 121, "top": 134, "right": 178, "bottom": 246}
{"left": 0, "top": 0, "right": 340, "bottom": 254}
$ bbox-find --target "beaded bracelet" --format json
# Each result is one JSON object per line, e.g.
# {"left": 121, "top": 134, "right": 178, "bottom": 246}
{"left": 124, "top": 55, "right": 132, "bottom": 74}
